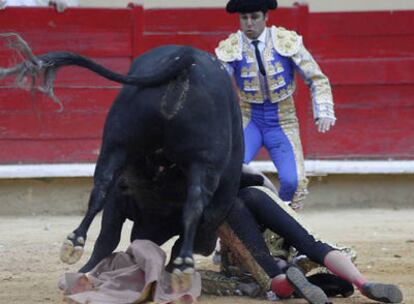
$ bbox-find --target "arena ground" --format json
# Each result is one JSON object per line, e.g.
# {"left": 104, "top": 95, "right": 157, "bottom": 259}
{"left": 0, "top": 209, "right": 413, "bottom": 304}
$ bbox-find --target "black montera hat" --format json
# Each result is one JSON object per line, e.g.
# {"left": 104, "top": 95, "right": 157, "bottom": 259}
{"left": 226, "top": 0, "right": 278, "bottom": 14}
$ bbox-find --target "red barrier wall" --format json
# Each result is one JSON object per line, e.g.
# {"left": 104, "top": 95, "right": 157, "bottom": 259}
{"left": 0, "top": 5, "right": 413, "bottom": 164}
{"left": 305, "top": 11, "right": 414, "bottom": 159}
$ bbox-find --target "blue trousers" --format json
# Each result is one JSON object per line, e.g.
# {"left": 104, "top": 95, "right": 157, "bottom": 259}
{"left": 242, "top": 97, "right": 307, "bottom": 202}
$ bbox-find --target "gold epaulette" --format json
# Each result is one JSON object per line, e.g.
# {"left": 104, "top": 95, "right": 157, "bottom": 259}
{"left": 270, "top": 26, "right": 302, "bottom": 57}
{"left": 215, "top": 31, "right": 243, "bottom": 62}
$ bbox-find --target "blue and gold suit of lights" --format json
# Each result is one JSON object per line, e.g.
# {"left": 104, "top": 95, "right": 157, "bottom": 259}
{"left": 216, "top": 26, "right": 335, "bottom": 204}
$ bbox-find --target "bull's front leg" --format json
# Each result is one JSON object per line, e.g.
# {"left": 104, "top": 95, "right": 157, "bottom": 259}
{"left": 172, "top": 163, "right": 218, "bottom": 289}
{"left": 60, "top": 149, "right": 126, "bottom": 265}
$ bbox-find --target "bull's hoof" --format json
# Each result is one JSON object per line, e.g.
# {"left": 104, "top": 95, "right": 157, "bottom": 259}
{"left": 60, "top": 233, "right": 85, "bottom": 264}
{"left": 171, "top": 257, "right": 195, "bottom": 292}
{"left": 171, "top": 269, "right": 193, "bottom": 293}
{"left": 173, "top": 257, "right": 195, "bottom": 273}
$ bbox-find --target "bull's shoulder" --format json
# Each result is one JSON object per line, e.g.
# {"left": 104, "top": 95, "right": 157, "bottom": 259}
{"left": 215, "top": 31, "right": 243, "bottom": 62}
{"left": 270, "top": 26, "right": 303, "bottom": 57}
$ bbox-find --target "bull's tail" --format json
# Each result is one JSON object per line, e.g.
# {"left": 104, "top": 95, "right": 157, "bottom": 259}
{"left": 0, "top": 32, "right": 195, "bottom": 110}
{"left": 38, "top": 47, "right": 195, "bottom": 87}
{"left": 39, "top": 51, "right": 141, "bottom": 85}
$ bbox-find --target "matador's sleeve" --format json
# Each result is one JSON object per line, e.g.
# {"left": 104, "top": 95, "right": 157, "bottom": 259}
{"left": 272, "top": 26, "right": 336, "bottom": 121}
{"left": 291, "top": 41, "right": 336, "bottom": 120}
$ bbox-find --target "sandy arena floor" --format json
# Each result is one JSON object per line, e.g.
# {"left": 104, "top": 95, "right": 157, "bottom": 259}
{"left": 0, "top": 209, "right": 413, "bottom": 304}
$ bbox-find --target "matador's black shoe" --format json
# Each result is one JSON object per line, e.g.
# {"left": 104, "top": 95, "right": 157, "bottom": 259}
{"left": 286, "top": 266, "right": 331, "bottom": 304}
{"left": 307, "top": 273, "right": 354, "bottom": 298}
{"left": 362, "top": 282, "right": 403, "bottom": 303}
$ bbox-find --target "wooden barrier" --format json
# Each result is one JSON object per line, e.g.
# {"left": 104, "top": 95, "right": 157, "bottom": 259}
{"left": 304, "top": 11, "right": 414, "bottom": 159}
{"left": 0, "top": 7, "right": 140, "bottom": 163}
{"left": 0, "top": 5, "right": 413, "bottom": 164}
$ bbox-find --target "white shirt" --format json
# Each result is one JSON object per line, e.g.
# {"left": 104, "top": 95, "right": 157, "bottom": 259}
{"left": 245, "top": 28, "right": 269, "bottom": 97}
{"left": 223, "top": 28, "right": 268, "bottom": 77}
{"left": 245, "top": 27, "right": 267, "bottom": 55}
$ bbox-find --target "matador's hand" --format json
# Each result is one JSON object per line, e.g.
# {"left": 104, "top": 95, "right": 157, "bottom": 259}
{"left": 290, "top": 200, "right": 304, "bottom": 211}
{"left": 315, "top": 117, "right": 336, "bottom": 133}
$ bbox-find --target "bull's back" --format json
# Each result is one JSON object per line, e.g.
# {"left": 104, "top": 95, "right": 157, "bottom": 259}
{"left": 103, "top": 45, "right": 242, "bottom": 165}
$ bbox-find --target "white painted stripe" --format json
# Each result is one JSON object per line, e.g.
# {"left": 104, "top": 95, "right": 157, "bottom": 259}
{"left": 253, "top": 160, "right": 414, "bottom": 175}
{"left": 0, "top": 160, "right": 414, "bottom": 179}
{"left": 0, "top": 164, "right": 96, "bottom": 179}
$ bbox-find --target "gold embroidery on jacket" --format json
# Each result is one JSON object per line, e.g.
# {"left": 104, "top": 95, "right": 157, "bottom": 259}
{"left": 269, "top": 83, "right": 295, "bottom": 101}
{"left": 266, "top": 62, "right": 284, "bottom": 76}
{"left": 215, "top": 32, "right": 242, "bottom": 62}
{"left": 243, "top": 78, "right": 260, "bottom": 91}
{"left": 241, "top": 65, "right": 258, "bottom": 78}
{"left": 239, "top": 91, "right": 264, "bottom": 103}
{"left": 245, "top": 48, "right": 256, "bottom": 64}
{"left": 268, "top": 75, "right": 286, "bottom": 91}
{"left": 272, "top": 26, "right": 302, "bottom": 57}
{"left": 240, "top": 102, "right": 252, "bottom": 129}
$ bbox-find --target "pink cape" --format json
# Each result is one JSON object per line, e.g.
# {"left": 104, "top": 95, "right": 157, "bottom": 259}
{"left": 59, "top": 239, "right": 201, "bottom": 304}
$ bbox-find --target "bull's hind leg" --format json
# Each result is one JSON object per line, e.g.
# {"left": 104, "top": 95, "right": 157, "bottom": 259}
{"left": 78, "top": 188, "right": 126, "bottom": 273}
{"left": 172, "top": 163, "right": 219, "bottom": 286}
{"left": 60, "top": 149, "right": 126, "bottom": 265}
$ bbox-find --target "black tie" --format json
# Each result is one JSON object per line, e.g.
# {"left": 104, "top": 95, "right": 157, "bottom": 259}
{"left": 252, "top": 40, "right": 266, "bottom": 76}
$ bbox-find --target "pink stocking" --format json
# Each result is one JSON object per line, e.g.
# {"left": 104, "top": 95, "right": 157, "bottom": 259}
{"left": 324, "top": 250, "right": 367, "bottom": 291}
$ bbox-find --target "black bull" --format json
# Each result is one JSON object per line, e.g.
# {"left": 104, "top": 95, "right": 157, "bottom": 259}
{"left": 35, "top": 46, "right": 245, "bottom": 275}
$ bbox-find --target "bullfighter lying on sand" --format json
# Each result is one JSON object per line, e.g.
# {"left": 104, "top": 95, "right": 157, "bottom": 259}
{"left": 60, "top": 166, "right": 403, "bottom": 304}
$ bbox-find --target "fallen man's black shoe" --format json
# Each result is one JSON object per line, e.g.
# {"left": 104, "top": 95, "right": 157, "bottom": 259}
{"left": 286, "top": 266, "right": 331, "bottom": 304}
{"left": 307, "top": 273, "right": 354, "bottom": 298}
{"left": 362, "top": 282, "right": 403, "bottom": 303}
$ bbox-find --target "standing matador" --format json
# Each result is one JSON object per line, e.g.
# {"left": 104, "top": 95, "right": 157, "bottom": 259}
{"left": 215, "top": 0, "right": 336, "bottom": 210}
